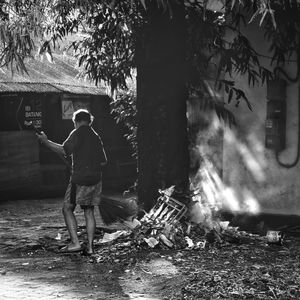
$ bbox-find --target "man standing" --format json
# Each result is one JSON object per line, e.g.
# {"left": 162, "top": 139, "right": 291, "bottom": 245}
{"left": 37, "top": 109, "right": 107, "bottom": 255}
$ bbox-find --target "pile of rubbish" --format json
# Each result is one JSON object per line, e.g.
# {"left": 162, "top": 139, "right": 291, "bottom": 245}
{"left": 92, "top": 187, "right": 273, "bottom": 263}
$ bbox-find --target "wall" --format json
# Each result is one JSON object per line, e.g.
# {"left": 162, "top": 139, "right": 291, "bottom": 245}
{"left": 222, "top": 21, "right": 300, "bottom": 216}
{"left": 0, "top": 131, "right": 41, "bottom": 196}
{"left": 0, "top": 92, "right": 136, "bottom": 199}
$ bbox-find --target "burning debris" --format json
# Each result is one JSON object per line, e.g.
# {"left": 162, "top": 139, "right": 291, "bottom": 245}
{"left": 91, "top": 186, "right": 272, "bottom": 264}
{"left": 129, "top": 186, "right": 244, "bottom": 250}
{"left": 32, "top": 186, "right": 286, "bottom": 266}
{"left": 138, "top": 186, "right": 188, "bottom": 249}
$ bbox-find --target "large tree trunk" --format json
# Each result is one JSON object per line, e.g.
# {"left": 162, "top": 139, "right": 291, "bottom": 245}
{"left": 136, "top": 1, "right": 189, "bottom": 211}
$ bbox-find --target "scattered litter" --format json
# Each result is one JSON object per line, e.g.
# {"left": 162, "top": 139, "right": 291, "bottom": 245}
{"left": 219, "top": 221, "right": 230, "bottom": 230}
{"left": 266, "top": 230, "right": 284, "bottom": 245}
{"left": 195, "top": 240, "right": 206, "bottom": 249}
{"left": 55, "top": 233, "right": 62, "bottom": 241}
{"left": 159, "top": 234, "right": 173, "bottom": 248}
{"left": 144, "top": 237, "right": 159, "bottom": 248}
{"left": 185, "top": 236, "right": 194, "bottom": 248}
{"left": 97, "top": 230, "right": 130, "bottom": 244}
{"left": 123, "top": 218, "right": 141, "bottom": 229}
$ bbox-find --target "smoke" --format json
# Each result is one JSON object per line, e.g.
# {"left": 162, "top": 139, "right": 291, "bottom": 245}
{"left": 189, "top": 115, "right": 262, "bottom": 225}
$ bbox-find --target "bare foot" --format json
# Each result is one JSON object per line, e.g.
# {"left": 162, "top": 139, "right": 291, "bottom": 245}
{"left": 60, "top": 243, "right": 82, "bottom": 253}
{"left": 86, "top": 245, "right": 94, "bottom": 255}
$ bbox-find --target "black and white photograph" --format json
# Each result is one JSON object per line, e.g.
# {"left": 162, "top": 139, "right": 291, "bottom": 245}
{"left": 1, "top": 0, "right": 300, "bottom": 299}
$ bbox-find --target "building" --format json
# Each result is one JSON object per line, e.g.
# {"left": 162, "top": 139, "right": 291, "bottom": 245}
{"left": 0, "top": 54, "right": 136, "bottom": 199}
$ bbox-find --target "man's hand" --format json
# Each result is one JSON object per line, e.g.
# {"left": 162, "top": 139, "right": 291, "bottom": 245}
{"left": 36, "top": 131, "right": 49, "bottom": 146}
{"left": 36, "top": 132, "right": 65, "bottom": 157}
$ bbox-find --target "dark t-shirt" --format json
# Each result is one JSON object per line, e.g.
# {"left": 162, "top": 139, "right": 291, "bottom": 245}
{"left": 63, "top": 125, "right": 107, "bottom": 186}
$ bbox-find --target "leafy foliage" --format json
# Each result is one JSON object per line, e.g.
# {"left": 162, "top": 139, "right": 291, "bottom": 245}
{"left": 1, "top": 0, "right": 300, "bottom": 144}
{"left": 228, "top": 0, "right": 300, "bottom": 80}
{"left": 70, "top": 1, "right": 144, "bottom": 92}
{"left": 0, "top": 0, "right": 47, "bottom": 73}
{"left": 110, "top": 87, "right": 137, "bottom": 158}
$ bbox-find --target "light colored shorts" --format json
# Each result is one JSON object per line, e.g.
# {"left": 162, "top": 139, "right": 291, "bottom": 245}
{"left": 64, "top": 181, "right": 102, "bottom": 207}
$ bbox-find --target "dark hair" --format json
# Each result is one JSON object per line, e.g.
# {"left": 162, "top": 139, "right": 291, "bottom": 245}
{"left": 72, "top": 109, "right": 94, "bottom": 124}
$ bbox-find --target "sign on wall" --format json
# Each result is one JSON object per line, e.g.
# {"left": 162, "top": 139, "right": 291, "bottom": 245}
{"left": 61, "top": 100, "right": 91, "bottom": 120}
{"left": 24, "top": 98, "right": 43, "bottom": 129}
{"left": 61, "top": 100, "right": 74, "bottom": 120}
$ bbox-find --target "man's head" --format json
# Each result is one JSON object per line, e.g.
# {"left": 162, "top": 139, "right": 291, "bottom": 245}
{"left": 72, "top": 109, "right": 94, "bottom": 128}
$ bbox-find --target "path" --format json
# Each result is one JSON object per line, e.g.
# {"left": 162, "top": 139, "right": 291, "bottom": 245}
{"left": 0, "top": 197, "right": 174, "bottom": 300}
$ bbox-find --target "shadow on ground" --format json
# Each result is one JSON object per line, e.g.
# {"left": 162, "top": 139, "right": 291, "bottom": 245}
{"left": 2, "top": 198, "right": 300, "bottom": 300}
{"left": 0, "top": 198, "right": 168, "bottom": 300}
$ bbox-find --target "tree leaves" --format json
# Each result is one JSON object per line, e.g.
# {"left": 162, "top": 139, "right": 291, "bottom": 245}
{"left": 0, "top": 0, "right": 298, "bottom": 118}
{"left": 0, "top": 0, "right": 58, "bottom": 73}
{"left": 110, "top": 88, "right": 138, "bottom": 158}
{"left": 61, "top": 1, "right": 142, "bottom": 93}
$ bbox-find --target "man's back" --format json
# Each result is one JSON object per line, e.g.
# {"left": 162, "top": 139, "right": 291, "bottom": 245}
{"left": 64, "top": 125, "right": 106, "bottom": 185}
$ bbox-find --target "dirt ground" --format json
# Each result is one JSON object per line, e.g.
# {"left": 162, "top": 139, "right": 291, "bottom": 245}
{"left": 0, "top": 197, "right": 184, "bottom": 300}
{"left": 1, "top": 197, "right": 300, "bottom": 300}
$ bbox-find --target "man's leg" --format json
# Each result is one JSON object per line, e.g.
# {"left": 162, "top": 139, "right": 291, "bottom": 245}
{"left": 62, "top": 202, "right": 81, "bottom": 250}
{"left": 83, "top": 206, "right": 96, "bottom": 254}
